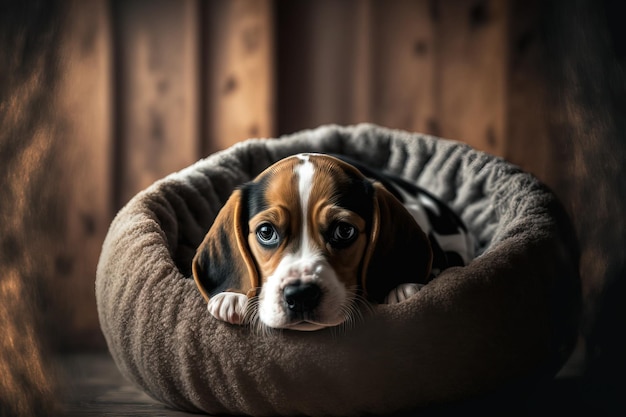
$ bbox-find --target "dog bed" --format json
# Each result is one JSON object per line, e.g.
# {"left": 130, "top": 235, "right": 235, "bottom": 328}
{"left": 96, "top": 124, "right": 580, "bottom": 415}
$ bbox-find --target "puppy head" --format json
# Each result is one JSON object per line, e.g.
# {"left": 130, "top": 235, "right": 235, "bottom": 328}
{"left": 193, "top": 154, "right": 432, "bottom": 330}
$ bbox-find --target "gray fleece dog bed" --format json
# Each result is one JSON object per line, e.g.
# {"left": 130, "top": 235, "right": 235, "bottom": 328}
{"left": 96, "top": 124, "right": 580, "bottom": 415}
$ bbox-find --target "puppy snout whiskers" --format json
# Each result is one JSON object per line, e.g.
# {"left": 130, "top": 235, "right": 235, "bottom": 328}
{"left": 283, "top": 281, "right": 322, "bottom": 313}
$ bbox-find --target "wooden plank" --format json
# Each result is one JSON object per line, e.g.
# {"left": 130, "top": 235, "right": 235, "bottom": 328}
{"left": 114, "top": 0, "right": 199, "bottom": 207}
{"left": 60, "top": 353, "right": 195, "bottom": 416}
{"left": 435, "top": 0, "right": 509, "bottom": 155}
{"left": 351, "top": 0, "right": 373, "bottom": 123}
{"left": 52, "top": 0, "right": 112, "bottom": 350}
{"left": 275, "top": 0, "right": 367, "bottom": 135}
{"left": 305, "top": 0, "right": 358, "bottom": 127}
{"left": 369, "top": 0, "right": 437, "bottom": 135}
{"left": 203, "top": 0, "right": 274, "bottom": 154}
{"left": 274, "top": 0, "right": 317, "bottom": 134}
{"left": 504, "top": 0, "right": 552, "bottom": 182}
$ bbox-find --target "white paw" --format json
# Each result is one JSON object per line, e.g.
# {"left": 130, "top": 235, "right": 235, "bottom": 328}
{"left": 207, "top": 292, "right": 248, "bottom": 325}
{"left": 384, "top": 283, "right": 424, "bottom": 304}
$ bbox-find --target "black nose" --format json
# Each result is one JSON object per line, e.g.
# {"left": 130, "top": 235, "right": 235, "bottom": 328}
{"left": 283, "top": 282, "right": 322, "bottom": 313}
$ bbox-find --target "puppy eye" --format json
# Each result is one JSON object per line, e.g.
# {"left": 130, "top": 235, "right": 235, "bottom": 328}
{"left": 256, "top": 223, "right": 280, "bottom": 247}
{"left": 329, "top": 222, "right": 357, "bottom": 248}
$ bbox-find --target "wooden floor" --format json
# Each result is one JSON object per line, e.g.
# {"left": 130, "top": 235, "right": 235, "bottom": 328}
{"left": 58, "top": 349, "right": 591, "bottom": 416}
{"left": 59, "top": 353, "right": 197, "bottom": 417}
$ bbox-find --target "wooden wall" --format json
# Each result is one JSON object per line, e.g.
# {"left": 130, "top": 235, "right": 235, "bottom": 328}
{"left": 277, "top": 0, "right": 512, "bottom": 159}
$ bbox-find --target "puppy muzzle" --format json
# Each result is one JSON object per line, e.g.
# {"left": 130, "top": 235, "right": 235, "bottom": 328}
{"left": 257, "top": 258, "right": 349, "bottom": 330}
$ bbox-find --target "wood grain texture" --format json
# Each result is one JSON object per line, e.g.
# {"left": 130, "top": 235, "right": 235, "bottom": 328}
{"left": 53, "top": 0, "right": 112, "bottom": 350}
{"left": 60, "top": 354, "right": 195, "bottom": 416}
{"left": 277, "top": 0, "right": 509, "bottom": 154}
{"left": 435, "top": 0, "right": 508, "bottom": 155}
{"left": 203, "top": 0, "right": 274, "bottom": 154}
{"left": 113, "top": 0, "right": 199, "bottom": 207}
{"left": 370, "top": 0, "right": 437, "bottom": 134}
{"left": 504, "top": 0, "right": 552, "bottom": 182}
{"left": 276, "top": 0, "right": 368, "bottom": 134}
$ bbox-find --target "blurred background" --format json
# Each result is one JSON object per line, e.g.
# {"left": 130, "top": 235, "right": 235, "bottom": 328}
{"left": 0, "top": 0, "right": 624, "bottom": 415}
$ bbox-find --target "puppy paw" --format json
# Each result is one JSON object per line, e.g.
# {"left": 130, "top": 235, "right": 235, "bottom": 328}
{"left": 207, "top": 292, "right": 248, "bottom": 325}
{"left": 384, "top": 283, "right": 424, "bottom": 304}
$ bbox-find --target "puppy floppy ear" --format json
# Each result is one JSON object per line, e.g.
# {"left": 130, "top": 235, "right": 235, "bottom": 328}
{"left": 192, "top": 189, "right": 259, "bottom": 302}
{"left": 361, "top": 182, "right": 433, "bottom": 303}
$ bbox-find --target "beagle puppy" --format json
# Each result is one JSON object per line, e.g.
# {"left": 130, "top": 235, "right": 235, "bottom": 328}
{"left": 192, "top": 153, "right": 473, "bottom": 331}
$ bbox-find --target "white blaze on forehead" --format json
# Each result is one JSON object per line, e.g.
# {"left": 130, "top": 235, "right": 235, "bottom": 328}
{"left": 295, "top": 154, "right": 316, "bottom": 256}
